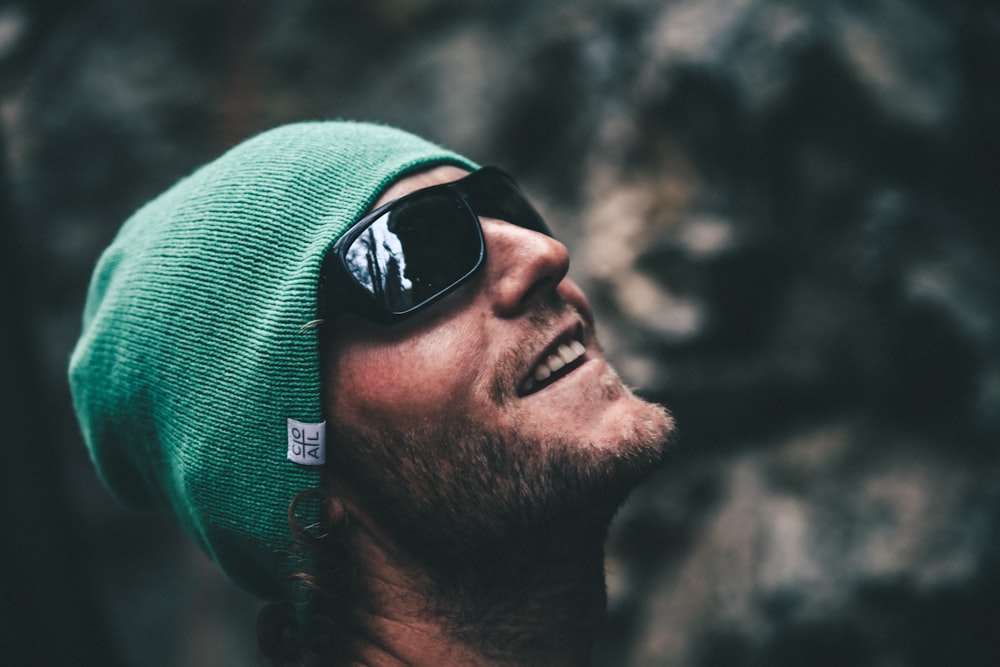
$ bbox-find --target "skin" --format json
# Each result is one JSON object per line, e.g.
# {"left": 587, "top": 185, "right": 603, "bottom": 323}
{"left": 320, "top": 165, "right": 675, "bottom": 666}
{"left": 328, "top": 165, "right": 667, "bottom": 483}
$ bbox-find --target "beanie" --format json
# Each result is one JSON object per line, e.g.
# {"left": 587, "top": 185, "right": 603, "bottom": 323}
{"left": 68, "top": 121, "right": 477, "bottom": 598}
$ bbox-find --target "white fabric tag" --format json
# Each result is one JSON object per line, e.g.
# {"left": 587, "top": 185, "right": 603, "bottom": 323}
{"left": 287, "top": 418, "right": 326, "bottom": 465}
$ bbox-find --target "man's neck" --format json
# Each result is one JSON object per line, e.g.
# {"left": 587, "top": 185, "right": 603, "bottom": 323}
{"left": 339, "top": 503, "right": 615, "bottom": 666}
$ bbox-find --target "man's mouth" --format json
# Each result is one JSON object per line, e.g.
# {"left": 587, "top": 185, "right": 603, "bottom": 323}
{"left": 518, "top": 324, "right": 588, "bottom": 397}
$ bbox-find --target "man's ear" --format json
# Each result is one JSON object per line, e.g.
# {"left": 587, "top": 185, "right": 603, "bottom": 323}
{"left": 320, "top": 468, "right": 362, "bottom": 527}
{"left": 325, "top": 494, "right": 348, "bottom": 526}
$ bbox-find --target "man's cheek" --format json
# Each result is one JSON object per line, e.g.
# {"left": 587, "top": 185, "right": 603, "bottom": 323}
{"left": 344, "top": 357, "right": 473, "bottom": 423}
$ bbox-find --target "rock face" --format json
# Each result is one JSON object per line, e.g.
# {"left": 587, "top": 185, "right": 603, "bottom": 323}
{"left": 2, "top": 0, "right": 998, "bottom": 665}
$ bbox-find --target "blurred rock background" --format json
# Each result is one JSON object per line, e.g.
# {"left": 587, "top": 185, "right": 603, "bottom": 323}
{"left": 1, "top": 0, "right": 998, "bottom": 665}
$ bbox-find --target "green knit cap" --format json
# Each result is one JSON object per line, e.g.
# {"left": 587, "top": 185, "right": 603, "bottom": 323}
{"left": 68, "top": 121, "right": 476, "bottom": 598}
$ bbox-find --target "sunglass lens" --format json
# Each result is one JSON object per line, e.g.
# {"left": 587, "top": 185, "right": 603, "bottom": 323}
{"left": 464, "top": 169, "right": 551, "bottom": 236}
{"left": 344, "top": 194, "right": 483, "bottom": 315}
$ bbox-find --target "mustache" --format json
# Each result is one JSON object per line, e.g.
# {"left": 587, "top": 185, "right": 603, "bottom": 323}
{"left": 488, "top": 291, "right": 598, "bottom": 405}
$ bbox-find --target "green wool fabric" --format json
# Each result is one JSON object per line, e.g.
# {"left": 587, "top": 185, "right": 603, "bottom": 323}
{"left": 68, "top": 121, "right": 476, "bottom": 598}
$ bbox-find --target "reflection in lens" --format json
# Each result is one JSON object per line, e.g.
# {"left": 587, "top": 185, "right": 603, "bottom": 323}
{"left": 345, "top": 213, "right": 413, "bottom": 308}
{"left": 344, "top": 195, "right": 483, "bottom": 314}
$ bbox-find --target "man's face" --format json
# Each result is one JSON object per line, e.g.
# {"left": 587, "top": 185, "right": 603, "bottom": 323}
{"left": 322, "top": 165, "right": 674, "bottom": 563}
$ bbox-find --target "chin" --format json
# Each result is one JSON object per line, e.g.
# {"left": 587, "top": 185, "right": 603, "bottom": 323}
{"left": 574, "top": 376, "right": 674, "bottom": 456}
{"left": 536, "top": 396, "right": 675, "bottom": 518}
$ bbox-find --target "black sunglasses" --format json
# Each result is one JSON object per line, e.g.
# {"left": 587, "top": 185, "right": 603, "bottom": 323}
{"left": 319, "top": 166, "right": 552, "bottom": 325}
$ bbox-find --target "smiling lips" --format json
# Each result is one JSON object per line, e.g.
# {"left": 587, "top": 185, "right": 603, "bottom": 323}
{"left": 518, "top": 325, "right": 588, "bottom": 396}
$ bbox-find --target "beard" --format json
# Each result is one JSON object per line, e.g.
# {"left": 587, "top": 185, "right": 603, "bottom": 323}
{"left": 326, "top": 372, "right": 674, "bottom": 574}
{"left": 323, "top": 291, "right": 673, "bottom": 576}
{"left": 321, "top": 297, "right": 675, "bottom": 654}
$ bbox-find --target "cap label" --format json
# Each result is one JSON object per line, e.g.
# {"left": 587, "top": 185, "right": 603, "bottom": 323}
{"left": 287, "top": 418, "right": 326, "bottom": 465}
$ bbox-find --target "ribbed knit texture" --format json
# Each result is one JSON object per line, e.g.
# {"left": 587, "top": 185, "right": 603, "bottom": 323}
{"left": 68, "top": 121, "right": 476, "bottom": 598}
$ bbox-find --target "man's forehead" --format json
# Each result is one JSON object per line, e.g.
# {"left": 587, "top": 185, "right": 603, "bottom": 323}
{"left": 372, "top": 164, "right": 472, "bottom": 210}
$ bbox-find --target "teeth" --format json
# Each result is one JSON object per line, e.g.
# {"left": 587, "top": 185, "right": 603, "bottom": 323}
{"left": 526, "top": 336, "right": 587, "bottom": 391}
{"left": 557, "top": 344, "right": 576, "bottom": 364}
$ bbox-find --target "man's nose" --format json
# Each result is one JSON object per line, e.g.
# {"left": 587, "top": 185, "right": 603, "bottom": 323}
{"left": 481, "top": 218, "right": 570, "bottom": 317}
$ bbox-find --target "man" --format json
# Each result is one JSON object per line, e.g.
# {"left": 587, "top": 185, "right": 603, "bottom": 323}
{"left": 69, "top": 121, "right": 674, "bottom": 666}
